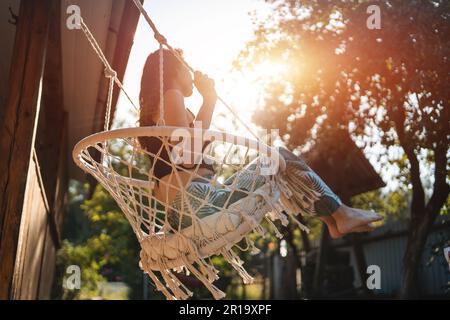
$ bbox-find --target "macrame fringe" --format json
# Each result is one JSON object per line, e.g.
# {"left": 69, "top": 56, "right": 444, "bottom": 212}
{"left": 137, "top": 169, "right": 323, "bottom": 300}
{"left": 221, "top": 247, "right": 254, "bottom": 284}
{"left": 234, "top": 236, "right": 260, "bottom": 255}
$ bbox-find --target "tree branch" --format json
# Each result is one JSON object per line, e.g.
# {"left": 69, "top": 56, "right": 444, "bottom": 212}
{"left": 426, "top": 144, "right": 450, "bottom": 218}
{"left": 388, "top": 102, "right": 425, "bottom": 217}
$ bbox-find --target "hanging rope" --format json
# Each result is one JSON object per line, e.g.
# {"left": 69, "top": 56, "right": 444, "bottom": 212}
{"left": 157, "top": 44, "right": 165, "bottom": 126}
{"left": 131, "top": 0, "right": 261, "bottom": 141}
{"left": 104, "top": 69, "right": 115, "bottom": 131}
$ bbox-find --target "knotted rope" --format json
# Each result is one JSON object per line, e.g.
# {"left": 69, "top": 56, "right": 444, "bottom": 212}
{"left": 157, "top": 44, "right": 165, "bottom": 126}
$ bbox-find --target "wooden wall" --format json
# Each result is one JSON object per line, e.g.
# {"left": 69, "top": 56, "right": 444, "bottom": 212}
{"left": 0, "top": 0, "right": 54, "bottom": 299}
{"left": 10, "top": 0, "right": 67, "bottom": 299}
{"left": 0, "top": 0, "right": 67, "bottom": 299}
{"left": 11, "top": 140, "right": 67, "bottom": 299}
{"left": 0, "top": 0, "right": 140, "bottom": 299}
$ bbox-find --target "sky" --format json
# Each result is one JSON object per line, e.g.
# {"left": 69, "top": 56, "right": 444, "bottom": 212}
{"left": 115, "top": 0, "right": 272, "bottom": 137}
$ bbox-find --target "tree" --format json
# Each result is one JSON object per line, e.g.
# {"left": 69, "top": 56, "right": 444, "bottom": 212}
{"left": 236, "top": 0, "right": 449, "bottom": 298}
{"left": 53, "top": 181, "right": 144, "bottom": 299}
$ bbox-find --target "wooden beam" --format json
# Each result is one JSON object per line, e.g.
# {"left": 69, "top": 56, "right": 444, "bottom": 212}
{"left": 0, "top": 0, "right": 53, "bottom": 299}
{"left": 106, "top": 0, "right": 142, "bottom": 130}
{"left": 35, "top": 0, "right": 65, "bottom": 210}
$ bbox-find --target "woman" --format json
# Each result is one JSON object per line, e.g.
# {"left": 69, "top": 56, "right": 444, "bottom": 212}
{"left": 139, "top": 49, "right": 382, "bottom": 238}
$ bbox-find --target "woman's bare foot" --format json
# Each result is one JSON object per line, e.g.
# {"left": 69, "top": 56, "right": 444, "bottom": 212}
{"left": 320, "top": 217, "right": 376, "bottom": 239}
{"left": 319, "top": 216, "right": 344, "bottom": 239}
{"left": 332, "top": 204, "right": 383, "bottom": 234}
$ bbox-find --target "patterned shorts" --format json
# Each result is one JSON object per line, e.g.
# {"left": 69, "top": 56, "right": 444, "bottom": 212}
{"left": 168, "top": 149, "right": 342, "bottom": 229}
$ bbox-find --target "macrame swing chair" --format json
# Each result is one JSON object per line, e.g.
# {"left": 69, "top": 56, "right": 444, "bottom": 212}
{"left": 73, "top": 0, "right": 314, "bottom": 300}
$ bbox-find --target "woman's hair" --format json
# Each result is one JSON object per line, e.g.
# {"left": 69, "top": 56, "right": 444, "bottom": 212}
{"left": 139, "top": 48, "right": 184, "bottom": 126}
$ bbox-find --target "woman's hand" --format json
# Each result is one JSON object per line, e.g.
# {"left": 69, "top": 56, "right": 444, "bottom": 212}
{"left": 193, "top": 71, "right": 217, "bottom": 130}
{"left": 194, "top": 71, "right": 217, "bottom": 102}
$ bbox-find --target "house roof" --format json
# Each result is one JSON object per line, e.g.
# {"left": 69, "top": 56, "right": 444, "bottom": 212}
{"left": 60, "top": 0, "right": 140, "bottom": 180}
{"left": 303, "top": 129, "right": 385, "bottom": 199}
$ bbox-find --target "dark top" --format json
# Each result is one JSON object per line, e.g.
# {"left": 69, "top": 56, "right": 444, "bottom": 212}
{"left": 138, "top": 109, "right": 214, "bottom": 181}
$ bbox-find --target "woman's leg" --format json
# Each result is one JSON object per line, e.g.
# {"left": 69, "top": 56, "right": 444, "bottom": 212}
{"left": 169, "top": 148, "right": 382, "bottom": 235}
{"left": 277, "top": 147, "right": 382, "bottom": 235}
{"left": 278, "top": 147, "right": 343, "bottom": 216}
{"left": 222, "top": 158, "right": 270, "bottom": 204}
{"left": 169, "top": 178, "right": 224, "bottom": 229}
{"left": 319, "top": 216, "right": 376, "bottom": 239}
{"left": 319, "top": 216, "right": 343, "bottom": 239}
{"left": 222, "top": 155, "right": 344, "bottom": 237}
{"left": 169, "top": 163, "right": 267, "bottom": 231}
{"left": 222, "top": 148, "right": 381, "bottom": 236}
{"left": 331, "top": 204, "right": 381, "bottom": 234}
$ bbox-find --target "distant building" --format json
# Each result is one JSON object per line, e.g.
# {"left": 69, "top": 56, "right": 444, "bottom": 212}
{"left": 332, "top": 215, "right": 450, "bottom": 297}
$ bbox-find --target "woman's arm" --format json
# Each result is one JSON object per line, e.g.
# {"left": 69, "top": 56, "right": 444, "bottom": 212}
{"left": 193, "top": 71, "right": 217, "bottom": 130}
